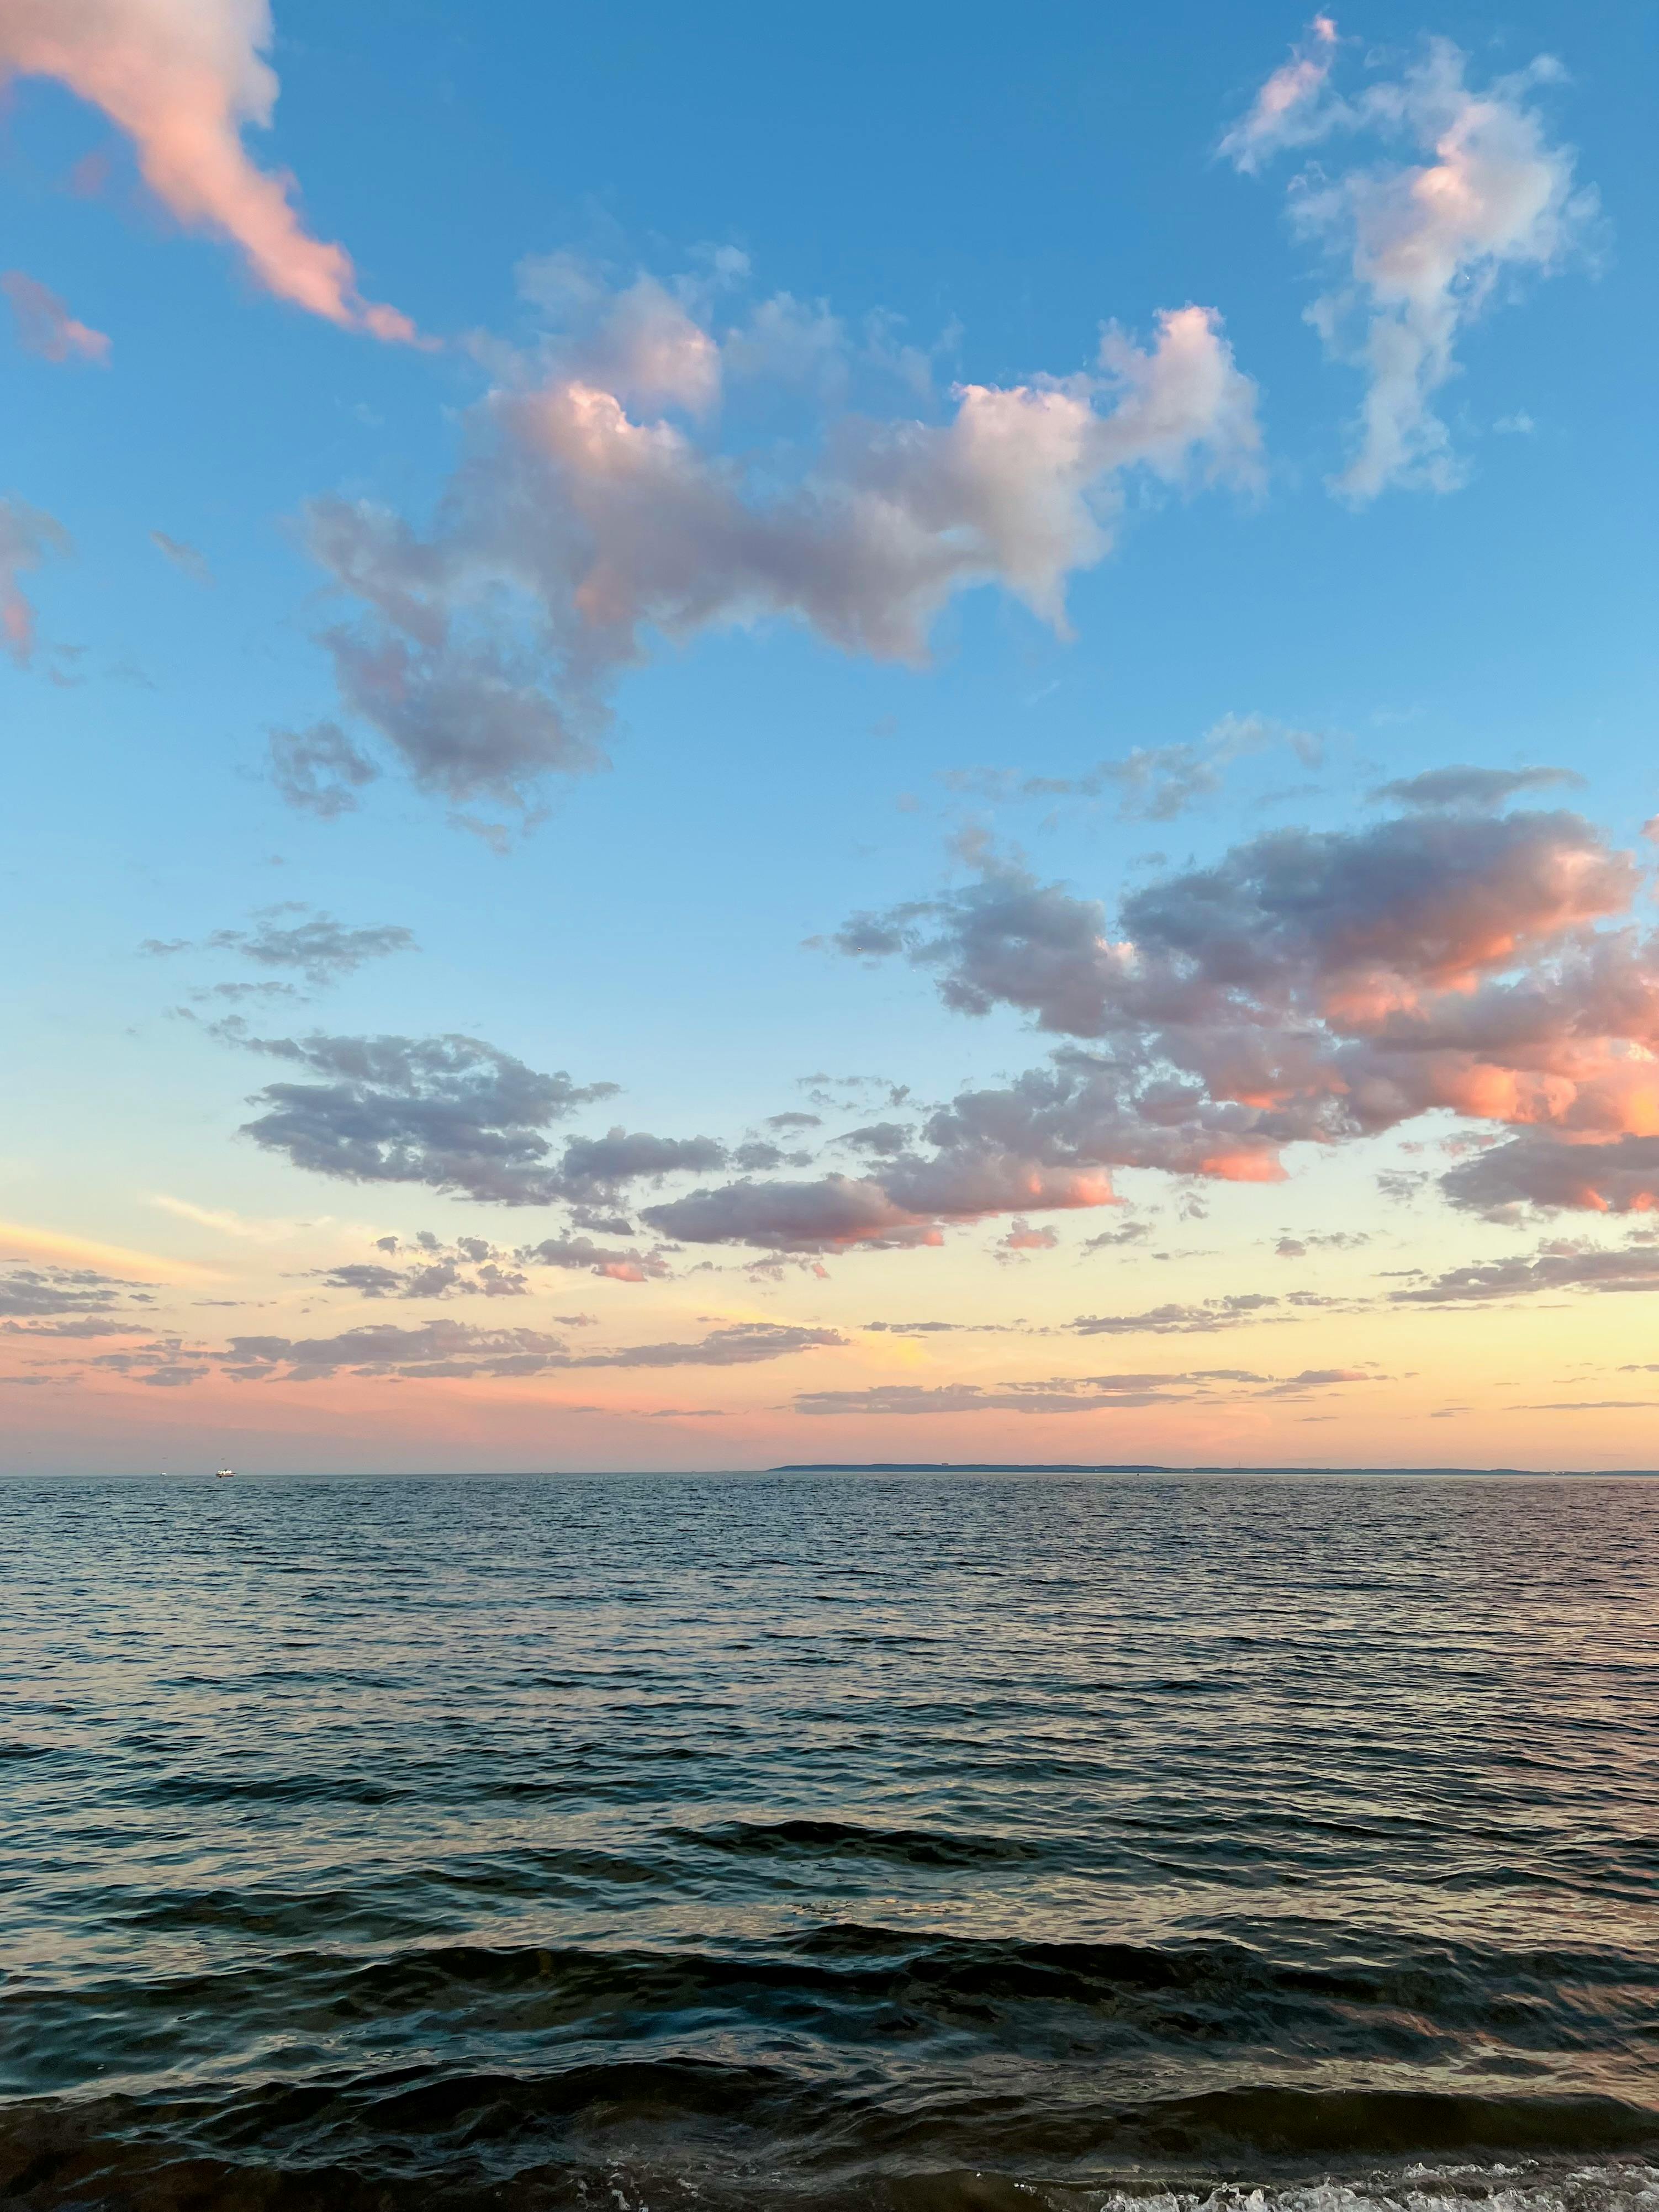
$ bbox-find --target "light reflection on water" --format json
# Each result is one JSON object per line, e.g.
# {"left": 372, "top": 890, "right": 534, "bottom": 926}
{"left": 1, "top": 1470, "right": 1656, "bottom": 2208}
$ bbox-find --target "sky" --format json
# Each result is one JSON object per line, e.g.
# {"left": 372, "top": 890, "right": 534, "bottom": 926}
{"left": 2, "top": 0, "right": 1656, "bottom": 1474}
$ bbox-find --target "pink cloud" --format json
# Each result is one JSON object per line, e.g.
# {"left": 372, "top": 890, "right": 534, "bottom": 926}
{"left": 1226, "top": 29, "right": 1594, "bottom": 499}
{"left": 0, "top": 0, "right": 414, "bottom": 341}
{"left": 1219, "top": 15, "right": 1340, "bottom": 174}
{"left": 302, "top": 293, "right": 1260, "bottom": 820}
{"left": 1, "top": 271, "right": 109, "bottom": 363}
{"left": 0, "top": 495, "right": 71, "bottom": 664}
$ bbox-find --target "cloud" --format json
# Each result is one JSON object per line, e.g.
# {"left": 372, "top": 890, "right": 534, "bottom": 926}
{"left": 863, "top": 1319, "right": 1033, "bottom": 1335}
{"left": 1226, "top": 30, "right": 1595, "bottom": 498}
{"left": 1081, "top": 1221, "right": 1152, "bottom": 1251}
{"left": 837, "top": 804, "right": 1643, "bottom": 1139}
{"left": 0, "top": 495, "right": 71, "bottom": 664}
{"left": 518, "top": 1235, "right": 671, "bottom": 1284}
{"left": 793, "top": 1364, "right": 1371, "bottom": 1416}
{"left": 1000, "top": 1218, "right": 1058, "bottom": 1252}
{"left": 1371, "top": 764, "right": 1581, "bottom": 810}
{"left": 0, "top": 0, "right": 414, "bottom": 340}
{"left": 553, "top": 1128, "right": 729, "bottom": 1199}
{"left": 643, "top": 1153, "right": 1112, "bottom": 1256}
{"left": 944, "top": 713, "right": 1323, "bottom": 823}
{"left": 206, "top": 1316, "right": 842, "bottom": 1381}
{"left": 145, "top": 905, "right": 415, "bottom": 986}
{"left": 0, "top": 1264, "right": 149, "bottom": 1326}
{"left": 317, "top": 1252, "right": 531, "bottom": 1300}
{"left": 320, "top": 1226, "right": 679, "bottom": 1297}
{"left": 149, "top": 530, "right": 212, "bottom": 584}
{"left": 228, "top": 1028, "right": 619, "bottom": 1204}
{"left": 1442, "top": 1135, "right": 1659, "bottom": 1221}
{"left": 1, "top": 269, "right": 109, "bottom": 363}
{"left": 1071, "top": 1295, "right": 1281, "bottom": 1334}
{"left": 1393, "top": 1239, "right": 1659, "bottom": 1302}
{"left": 653, "top": 792, "right": 1655, "bottom": 1250}
{"left": 1218, "top": 14, "right": 1339, "bottom": 174}
{"left": 300, "top": 277, "right": 1259, "bottom": 823}
{"left": 643, "top": 1174, "right": 947, "bottom": 1255}
{"left": 838, "top": 1121, "right": 913, "bottom": 1157}
{"left": 268, "top": 721, "right": 382, "bottom": 818}
{"left": 149, "top": 1194, "right": 312, "bottom": 1242}
{"left": 91, "top": 1336, "right": 209, "bottom": 1387}
{"left": 579, "top": 1321, "right": 843, "bottom": 1368}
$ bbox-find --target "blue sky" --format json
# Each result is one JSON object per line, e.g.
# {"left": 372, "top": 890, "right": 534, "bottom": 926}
{"left": 2, "top": 3, "right": 1657, "bottom": 1472}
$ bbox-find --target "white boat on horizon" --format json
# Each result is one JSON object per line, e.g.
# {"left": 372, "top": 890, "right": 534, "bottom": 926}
{"left": 214, "top": 1467, "right": 236, "bottom": 1480}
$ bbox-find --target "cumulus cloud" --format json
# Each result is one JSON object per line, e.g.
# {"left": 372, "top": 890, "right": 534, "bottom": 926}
{"left": 0, "top": 495, "right": 71, "bottom": 665}
{"left": 553, "top": 1128, "right": 730, "bottom": 1200}
{"left": 641, "top": 792, "right": 1659, "bottom": 1253}
{"left": 0, "top": 0, "right": 414, "bottom": 340}
{"left": 228, "top": 1029, "right": 619, "bottom": 1204}
{"left": 840, "top": 803, "right": 1640, "bottom": 1113}
{"left": 1225, "top": 28, "right": 1595, "bottom": 498}
{"left": 515, "top": 1236, "right": 665, "bottom": 1284}
{"left": 643, "top": 1153, "right": 1113, "bottom": 1256}
{"left": 299, "top": 271, "right": 1259, "bottom": 823}
{"left": 1441, "top": 1135, "right": 1659, "bottom": 1221}
{"left": 1393, "top": 1239, "right": 1659, "bottom": 1301}
{"left": 146, "top": 904, "right": 414, "bottom": 990}
{"left": 216, "top": 782, "right": 1659, "bottom": 1255}
{"left": 1, "top": 269, "right": 109, "bottom": 363}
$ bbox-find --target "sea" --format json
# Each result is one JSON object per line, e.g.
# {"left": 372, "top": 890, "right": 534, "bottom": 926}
{"left": 2, "top": 1470, "right": 1655, "bottom": 2212}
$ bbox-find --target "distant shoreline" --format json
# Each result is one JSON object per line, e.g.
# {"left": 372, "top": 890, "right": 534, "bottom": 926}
{"left": 768, "top": 1462, "right": 1591, "bottom": 1476}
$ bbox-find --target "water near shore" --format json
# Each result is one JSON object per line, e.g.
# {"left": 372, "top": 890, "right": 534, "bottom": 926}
{"left": 3, "top": 1470, "right": 1655, "bottom": 2210}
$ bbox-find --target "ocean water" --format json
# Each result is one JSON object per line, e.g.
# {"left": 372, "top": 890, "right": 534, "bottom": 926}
{"left": 2, "top": 1470, "right": 1656, "bottom": 2212}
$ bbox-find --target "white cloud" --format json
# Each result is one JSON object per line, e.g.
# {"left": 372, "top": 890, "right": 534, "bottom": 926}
{"left": 1226, "top": 29, "right": 1595, "bottom": 499}
{"left": 298, "top": 272, "right": 1260, "bottom": 825}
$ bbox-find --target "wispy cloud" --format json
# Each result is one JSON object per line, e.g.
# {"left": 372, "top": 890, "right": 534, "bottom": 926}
{"left": 0, "top": 0, "right": 415, "bottom": 340}
{"left": 0, "top": 496, "right": 71, "bottom": 666}
{"left": 1224, "top": 25, "right": 1597, "bottom": 498}
{"left": 149, "top": 531, "right": 213, "bottom": 585}
{"left": 1, "top": 271, "right": 109, "bottom": 364}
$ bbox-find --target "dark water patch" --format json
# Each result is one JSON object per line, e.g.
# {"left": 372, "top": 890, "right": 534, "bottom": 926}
{"left": 675, "top": 1819, "right": 1044, "bottom": 1869}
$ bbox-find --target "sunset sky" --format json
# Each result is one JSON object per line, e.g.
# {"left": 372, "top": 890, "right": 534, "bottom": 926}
{"left": 2, "top": 1, "right": 1656, "bottom": 1473}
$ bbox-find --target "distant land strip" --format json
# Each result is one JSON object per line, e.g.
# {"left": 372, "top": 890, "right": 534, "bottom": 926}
{"left": 767, "top": 1462, "right": 1607, "bottom": 1476}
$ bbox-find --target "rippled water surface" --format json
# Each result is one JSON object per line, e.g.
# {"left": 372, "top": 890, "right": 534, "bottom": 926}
{"left": 3, "top": 1470, "right": 1656, "bottom": 2210}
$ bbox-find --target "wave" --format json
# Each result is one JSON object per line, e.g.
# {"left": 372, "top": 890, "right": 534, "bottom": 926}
{"left": 9, "top": 1920, "right": 1651, "bottom": 2107}
{"left": 3, "top": 2069, "right": 1655, "bottom": 2212}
